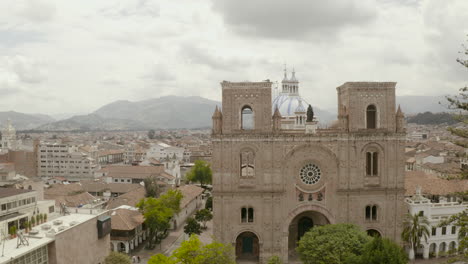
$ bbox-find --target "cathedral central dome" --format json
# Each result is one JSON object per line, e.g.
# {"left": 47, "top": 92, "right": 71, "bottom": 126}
{"left": 272, "top": 68, "right": 310, "bottom": 117}
{"left": 272, "top": 94, "right": 309, "bottom": 117}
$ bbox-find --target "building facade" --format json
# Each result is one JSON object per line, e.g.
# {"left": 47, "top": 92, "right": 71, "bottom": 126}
{"left": 406, "top": 187, "right": 466, "bottom": 259}
{"left": 0, "top": 119, "right": 19, "bottom": 152}
{"left": 37, "top": 142, "right": 98, "bottom": 181}
{"left": 212, "top": 78, "right": 406, "bottom": 263}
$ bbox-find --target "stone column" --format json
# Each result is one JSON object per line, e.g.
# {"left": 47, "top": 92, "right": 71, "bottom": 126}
{"left": 125, "top": 242, "right": 130, "bottom": 253}
{"left": 423, "top": 245, "right": 429, "bottom": 259}
{"left": 281, "top": 232, "right": 289, "bottom": 264}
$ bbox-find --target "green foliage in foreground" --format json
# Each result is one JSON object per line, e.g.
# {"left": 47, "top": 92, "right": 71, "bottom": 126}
{"left": 347, "top": 236, "right": 408, "bottom": 264}
{"left": 267, "top": 255, "right": 283, "bottom": 264}
{"left": 148, "top": 235, "right": 235, "bottom": 264}
{"left": 104, "top": 252, "right": 131, "bottom": 264}
{"left": 296, "top": 224, "right": 370, "bottom": 264}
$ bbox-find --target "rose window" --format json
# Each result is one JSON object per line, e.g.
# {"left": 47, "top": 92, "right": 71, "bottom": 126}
{"left": 299, "top": 164, "right": 321, "bottom": 185}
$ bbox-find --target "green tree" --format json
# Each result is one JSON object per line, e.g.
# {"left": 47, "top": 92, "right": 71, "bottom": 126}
{"left": 104, "top": 252, "right": 132, "bottom": 264}
{"left": 186, "top": 160, "right": 212, "bottom": 187}
{"left": 267, "top": 255, "right": 283, "bottom": 264}
{"left": 205, "top": 196, "right": 213, "bottom": 211}
{"left": 401, "top": 213, "right": 430, "bottom": 260}
{"left": 184, "top": 217, "right": 202, "bottom": 236}
{"left": 438, "top": 209, "right": 467, "bottom": 261}
{"left": 148, "top": 129, "right": 156, "bottom": 139}
{"left": 144, "top": 175, "right": 160, "bottom": 197}
{"left": 137, "top": 190, "right": 183, "bottom": 249}
{"left": 348, "top": 237, "right": 407, "bottom": 264}
{"left": 160, "top": 189, "right": 183, "bottom": 213}
{"left": 306, "top": 104, "right": 314, "bottom": 122}
{"left": 148, "top": 235, "right": 235, "bottom": 264}
{"left": 296, "top": 223, "right": 370, "bottom": 264}
{"left": 446, "top": 36, "right": 468, "bottom": 178}
{"left": 195, "top": 209, "right": 213, "bottom": 229}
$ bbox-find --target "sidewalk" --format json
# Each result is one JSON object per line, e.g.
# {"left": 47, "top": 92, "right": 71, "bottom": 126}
{"left": 134, "top": 224, "right": 185, "bottom": 263}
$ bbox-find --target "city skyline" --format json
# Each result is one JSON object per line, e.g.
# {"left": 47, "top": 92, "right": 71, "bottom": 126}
{"left": 0, "top": 0, "right": 467, "bottom": 115}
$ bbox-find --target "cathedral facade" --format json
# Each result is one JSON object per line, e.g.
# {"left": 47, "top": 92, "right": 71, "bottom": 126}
{"left": 211, "top": 72, "right": 407, "bottom": 263}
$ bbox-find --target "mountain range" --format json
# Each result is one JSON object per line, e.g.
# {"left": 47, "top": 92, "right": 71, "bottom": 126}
{"left": 0, "top": 95, "right": 455, "bottom": 131}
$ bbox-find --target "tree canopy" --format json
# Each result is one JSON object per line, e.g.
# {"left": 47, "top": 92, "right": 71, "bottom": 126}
{"left": 296, "top": 223, "right": 370, "bottom": 264}
{"left": 446, "top": 36, "right": 468, "bottom": 178}
{"left": 104, "top": 252, "right": 131, "bottom": 264}
{"left": 143, "top": 175, "right": 160, "bottom": 198}
{"left": 148, "top": 235, "right": 235, "bottom": 264}
{"left": 186, "top": 160, "right": 212, "bottom": 187}
{"left": 148, "top": 129, "right": 156, "bottom": 139}
{"left": 348, "top": 236, "right": 407, "bottom": 264}
{"left": 137, "top": 189, "right": 183, "bottom": 249}
{"left": 401, "top": 213, "right": 430, "bottom": 259}
{"left": 195, "top": 209, "right": 213, "bottom": 229}
{"left": 184, "top": 217, "right": 202, "bottom": 236}
{"left": 306, "top": 104, "right": 314, "bottom": 122}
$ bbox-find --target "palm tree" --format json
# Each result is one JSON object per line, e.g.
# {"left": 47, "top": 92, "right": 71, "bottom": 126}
{"left": 401, "top": 213, "right": 430, "bottom": 260}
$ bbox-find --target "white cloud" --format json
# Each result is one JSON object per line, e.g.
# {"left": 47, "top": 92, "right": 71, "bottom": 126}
{"left": 0, "top": 0, "right": 466, "bottom": 115}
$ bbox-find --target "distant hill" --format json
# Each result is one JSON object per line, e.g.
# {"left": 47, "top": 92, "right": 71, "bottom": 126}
{"left": 0, "top": 111, "right": 55, "bottom": 130}
{"left": 93, "top": 96, "right": 221, "bottom": 129}
{"left": 396, "top": 95, "right": 450, "bottom": 114}
{"left": 407, "top": 112, "right": 458, "bottom": 125}
{"left": 35, "top": 114, "right": 148, "bottom": 131}
{"left": 6, "top": 94, "right": 454, "bottom": 131}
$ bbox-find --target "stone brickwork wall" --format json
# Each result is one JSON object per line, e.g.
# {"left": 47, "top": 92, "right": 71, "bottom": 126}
{"left": 212, "top": 81, "right": 406, "bottom": 263}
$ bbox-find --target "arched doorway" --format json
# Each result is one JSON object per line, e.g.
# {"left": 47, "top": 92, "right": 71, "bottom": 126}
{"left": 288, "top": 211, "right": 330, "bottom": 260}
{"left": 298, "top": 217, "right": 313, "bottom": 241}
{"left": 118, "top": 242, "right": 126, "bottom": 253}
{"left": 429, "top": 243, "right": 437, "bottom": 258}
{"left": 366, "top": 229, "right": 381, "bottom": 237}
{"left": 449, "top": 241, "right": 456, "bottom": 252}
{"left": 235, "top": 232, "right": 259, "bottom": 261}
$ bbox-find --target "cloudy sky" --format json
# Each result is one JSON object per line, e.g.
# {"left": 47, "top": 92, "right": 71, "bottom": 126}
{"left": 0, "top": 0, "right": 467, "bottom": 116}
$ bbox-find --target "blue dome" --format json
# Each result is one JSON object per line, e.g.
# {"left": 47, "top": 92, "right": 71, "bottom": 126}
{"left": 272, "top": 94, "right": 309, "bottom": 117}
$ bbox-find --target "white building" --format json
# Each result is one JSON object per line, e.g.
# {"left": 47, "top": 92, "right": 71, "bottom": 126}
{"left": 405, "top": 187, "right": 467, "bottom": 259}
{"left": 0, "top": 210, "right": 110, "bottom": 264}
{"left": 146, "top": 142, "right": 184, "bottom": 161}
{"left": 0, "top": 188, "right": 56, "bottom": 239}
{"left": 37, "top": 142, "right": 99, "bottom": 181}
{"left": 0, "top": 119, "right": 20, "bottom": 152}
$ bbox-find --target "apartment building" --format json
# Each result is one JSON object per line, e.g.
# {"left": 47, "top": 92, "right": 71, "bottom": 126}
{"left": 37, "top": 142, "right": 99, "bottom": 181}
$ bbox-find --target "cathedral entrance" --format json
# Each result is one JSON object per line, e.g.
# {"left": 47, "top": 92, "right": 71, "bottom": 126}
{"left": 235, "top": 232, "right": 259, "bottom": 261}
{"left": 298, "top": 217, "right": 314, "bottom": 241}
{"left": 288, "top": 211, "right": 330, "bottom": 260}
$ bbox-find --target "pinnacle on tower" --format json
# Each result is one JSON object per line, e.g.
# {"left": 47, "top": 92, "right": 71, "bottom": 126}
{"left": 396, "top": 105, "right": 404, "bottom": 116}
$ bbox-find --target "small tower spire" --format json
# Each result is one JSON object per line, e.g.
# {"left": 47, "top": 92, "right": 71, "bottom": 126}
{"left": 283, "top": 63, "right": 288, "bottom": 81}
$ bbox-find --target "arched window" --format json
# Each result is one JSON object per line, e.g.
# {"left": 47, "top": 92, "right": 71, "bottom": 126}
{"left": 240, "top": 149, "right": 255, "bottom": 177}
{"left": 248, "top": 208, "right": 254, "bottom": 222}
{"left": 365, "top": 205, "right": 378, "bottom": 221}
{"left": 241, "top": 106, "right": 254, "bottom": 130}
{"left": 241, "top": 207, "right": 254, "bottom": 223}
{"left": 366, "top": 152, "right": 378, "bottom": 176}
{"left": 366, "top": 105, "right": 377, "bottom": 129}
